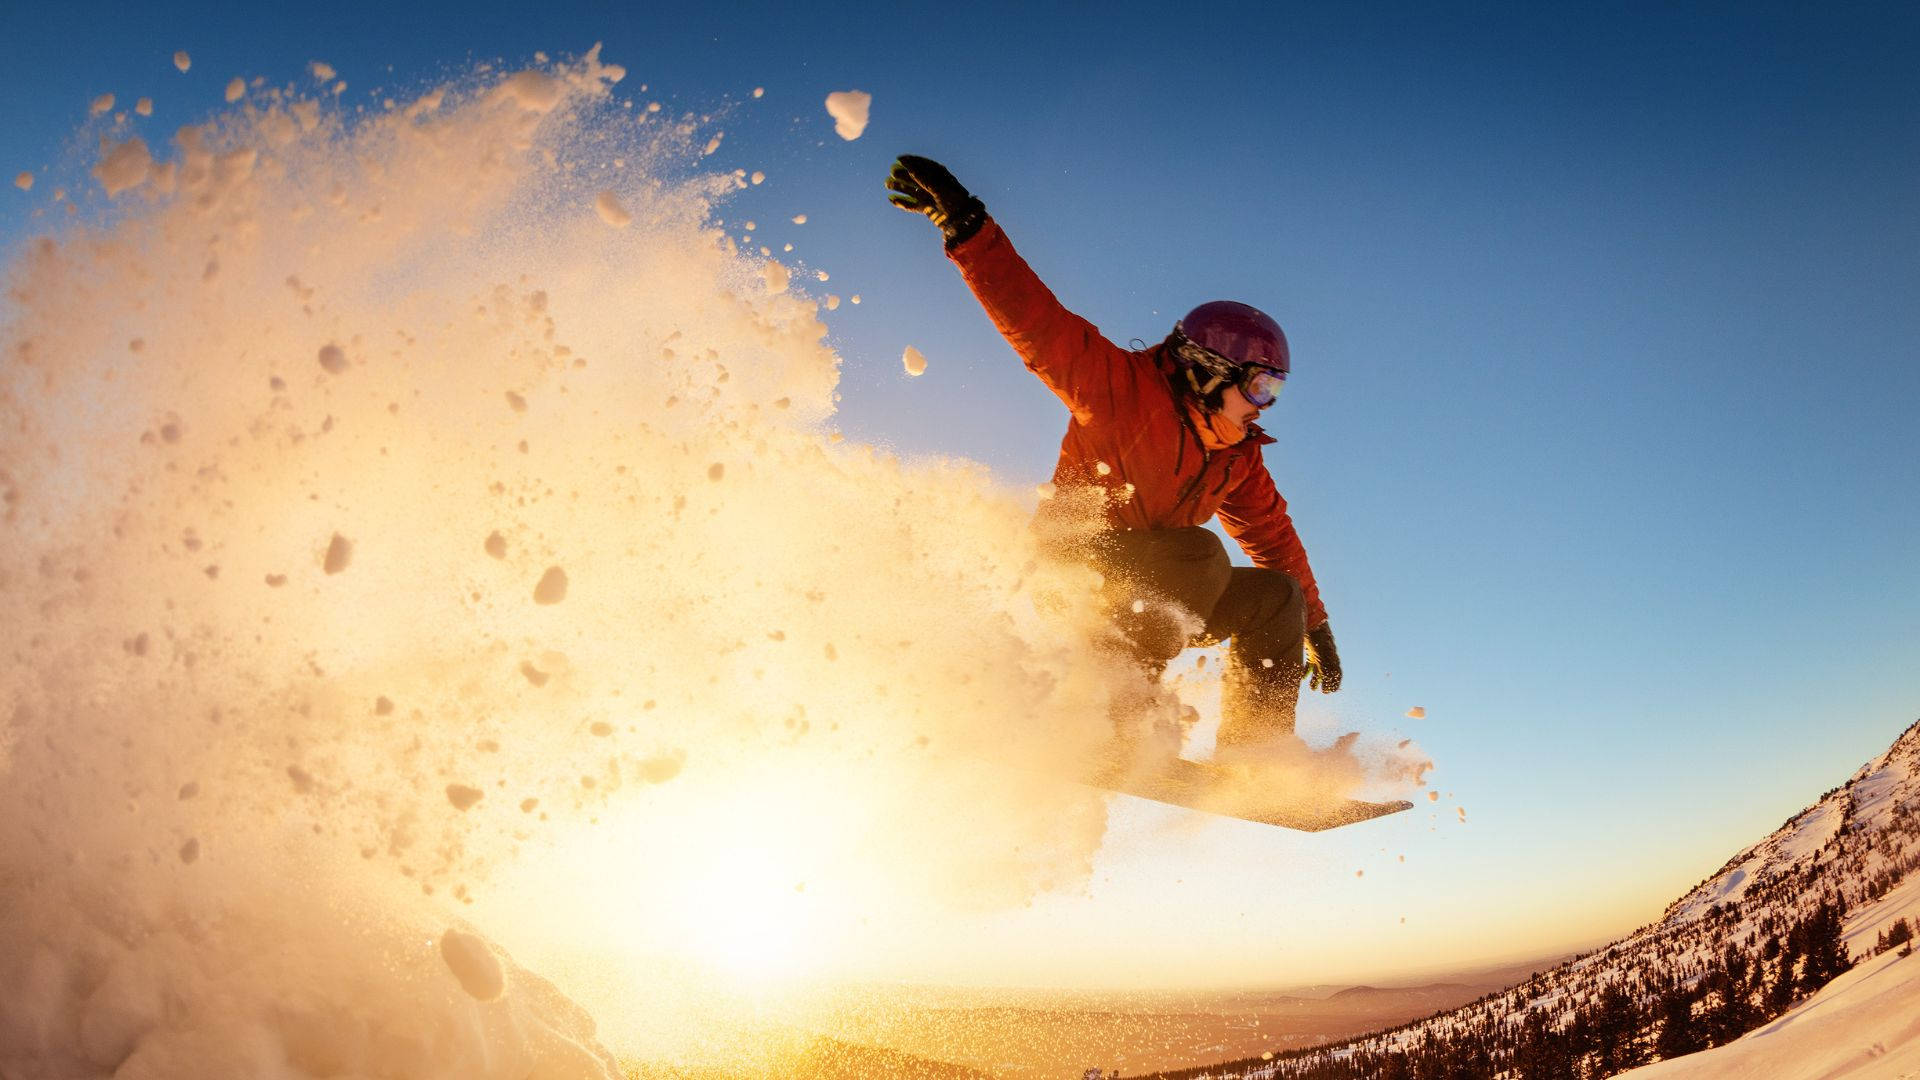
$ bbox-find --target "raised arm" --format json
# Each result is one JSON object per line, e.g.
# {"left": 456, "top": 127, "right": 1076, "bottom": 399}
{"left": 888, "top": 156, "right": 1137, "bottom": 423}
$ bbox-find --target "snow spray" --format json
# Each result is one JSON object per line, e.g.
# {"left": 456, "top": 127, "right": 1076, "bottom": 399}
{"left": 0, "top": 48, "right": 1424, "bottom": 1075}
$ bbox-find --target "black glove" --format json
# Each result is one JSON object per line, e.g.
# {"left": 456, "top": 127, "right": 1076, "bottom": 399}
{"left": 1305, "top": 622, "right": 1342, "bottom": 694}
{"left": 886, "top": 155, "right": 986, "bottom": 249}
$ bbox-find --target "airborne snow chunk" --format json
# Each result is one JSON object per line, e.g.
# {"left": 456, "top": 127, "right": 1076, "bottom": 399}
{"left": 594, "top": 190, "right": 632, "bottom": 227}
{"left": 90, "top": 94, "right": 115, "bottom": 116}
{"left": 317, "top": 343, "right": 348, "bottom": 373}
{"left": 1406, "top": 706, "right": 1426, "bottom": 719}
{"left": 310, "top": 61, "right": 336, "bottom": 82}
{"left": 93, "top": 138, "right": 152, "bottom": 196}
{"left": 533, "top": 566, "right": 568, "bottom": 605}
{"left": 902, "top": 346, "right": 927, "bottom": 376}
{"left": 446, "top": 784, "right": 484, "bottom": 811}
{"left": 638, "top": 754, "right": 683, "bottom": 783}
{"left": 322, "top": 533, "right": 353, "bottom": 574}
{"left": 172, "top": 51, "right": 191, "bottom": 72}
{"left": 14, "top": 172, "right": 31, "bottom": 191}
{"left": 224, "top": 78, "right": 245, "bottom": 103}
{"left": 825, "top": 90, "right": 871, "bottom": 140}
{"left": 493, "top": 70, "right": 562, "bottom": 113}
{"left": 439, "top": 930, "right": 505, "bottom": 1000}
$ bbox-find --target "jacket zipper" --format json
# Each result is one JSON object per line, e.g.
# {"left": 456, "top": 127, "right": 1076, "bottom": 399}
{"left": 1173, "top": 441, "right": 1243, "bottom": 518}
{"left": 1212, "top": 459, "right": 1236, "bottom": 499}
{"left": 1172, "top": 427, "right": 1212, "bottom": 514}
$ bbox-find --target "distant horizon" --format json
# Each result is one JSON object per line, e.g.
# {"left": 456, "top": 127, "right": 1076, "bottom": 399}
{"left": 809, "top": 945, "right": 1584, "bottom": 998}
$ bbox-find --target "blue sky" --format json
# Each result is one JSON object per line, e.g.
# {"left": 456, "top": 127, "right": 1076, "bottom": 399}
{"left": 5, "top": 1, "right": 1918, "bottom": 983}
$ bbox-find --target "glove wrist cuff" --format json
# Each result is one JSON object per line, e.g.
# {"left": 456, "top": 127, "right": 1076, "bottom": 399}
{"left": 939, "top": 199, "right": 987, "bottom": 249}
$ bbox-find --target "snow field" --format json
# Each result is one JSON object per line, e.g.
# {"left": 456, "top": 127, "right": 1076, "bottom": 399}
{"left": 1617, "top": 946, "right": 1920, "bottom": 1079}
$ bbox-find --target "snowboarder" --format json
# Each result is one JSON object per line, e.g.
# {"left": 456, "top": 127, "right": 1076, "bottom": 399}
{"left": 887, "top": 155, "right": 1342, "bottom": 755}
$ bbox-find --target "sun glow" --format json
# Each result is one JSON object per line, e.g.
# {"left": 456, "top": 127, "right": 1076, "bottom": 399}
{"left": 479, "top": 757, "right": 890, "bottom": 991}
{"left": 673, "top": 851, "right": 819, "bottom": 979}
{"left": 652, "top": 793, "right": 839, "bottom": 982}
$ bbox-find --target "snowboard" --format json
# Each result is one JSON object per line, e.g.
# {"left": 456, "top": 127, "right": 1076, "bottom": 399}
{"left": 1086, "top": 755, "right": 1413, "bottom": 832}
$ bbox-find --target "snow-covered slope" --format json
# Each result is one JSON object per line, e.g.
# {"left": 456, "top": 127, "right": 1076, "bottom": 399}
{"left": 1616, "top": 936, "right": 1920, "bottom": 1079}
{"left": 1174, "top": 718, "right": 1920, "bottom": 1080}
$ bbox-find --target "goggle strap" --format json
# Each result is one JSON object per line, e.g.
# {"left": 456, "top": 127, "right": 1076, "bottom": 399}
{"left": 1184, "top": 368, "right": 1224, "bottom": 397}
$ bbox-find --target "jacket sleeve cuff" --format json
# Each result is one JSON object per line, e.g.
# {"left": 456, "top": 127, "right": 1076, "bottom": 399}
{"left": 945, "top": 215, "right": 998, "bottom": 263}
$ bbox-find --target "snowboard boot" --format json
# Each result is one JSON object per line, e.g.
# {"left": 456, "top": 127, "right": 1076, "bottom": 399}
{"left": 1216, "top": 653, "right": 1308, "bottom": 757}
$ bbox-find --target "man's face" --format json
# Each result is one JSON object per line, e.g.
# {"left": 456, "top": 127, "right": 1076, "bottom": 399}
{"left": 1219, "top": 384, "right": 1265, "bottom": 428}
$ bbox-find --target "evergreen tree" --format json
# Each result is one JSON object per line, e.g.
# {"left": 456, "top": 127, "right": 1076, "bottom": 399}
{"left": 1513, "top": 1007, "right": 1577, "bottom": 1080}
{"left": 1514, "top": 1008, "right": 1552, "bottom": 1080}
{"left": 1570, "top": 1011, "right": 1599, "bottom": 1074}
{"left": 1653, "top": 987, "right": 1703, "bottom": 1060}
{"left": 1590, "top": 983, "right": 1645, "bottom": 1074}
{"left": 1701, "top": 962, "right": 1754, "bottom": 1048}
{"left": 1724, "top": 943, "right": 1751, "bottom": 993}
{"left": 1764, "top": 952, "right": 1797, "bottom": 1018}
{"left": 1801, "top": 900, "right": 1854, "bottom": 991}
{"left": 1878, "top": 917, "right": 1913, "bottom": 955}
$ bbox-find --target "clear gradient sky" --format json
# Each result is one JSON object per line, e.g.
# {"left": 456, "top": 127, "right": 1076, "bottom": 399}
{"left": 4, "top": 2, "right": 1917, "bottom": 987}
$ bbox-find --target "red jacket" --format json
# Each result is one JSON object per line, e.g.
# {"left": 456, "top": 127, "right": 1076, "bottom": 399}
{"left": 949, "top": 219, "right": 1328, "bottom": 628}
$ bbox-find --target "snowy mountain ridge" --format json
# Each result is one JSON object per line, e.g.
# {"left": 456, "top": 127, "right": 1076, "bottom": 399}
{"left": 1155, "top": 717, "right": 1920, "bottom": 1079}
{"left": 1664, "top": 719, "right": 1920, "bottom": 926}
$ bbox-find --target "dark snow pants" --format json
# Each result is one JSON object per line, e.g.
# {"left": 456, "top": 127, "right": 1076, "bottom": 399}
{"left": 1091, "top": 526, "right": 1308, "bottom": 746}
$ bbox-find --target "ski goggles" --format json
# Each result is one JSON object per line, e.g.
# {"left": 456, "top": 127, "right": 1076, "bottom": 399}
{"left": 1171, "top": 331, "right": 1287, "bottom": 408}
{"left": 1239, "top": 365, "right": 1285, "bottom": 408}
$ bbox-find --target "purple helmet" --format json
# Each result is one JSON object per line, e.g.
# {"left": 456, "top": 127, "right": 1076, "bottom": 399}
{"left": 1177, "top": 300, "right": 1290, "bottom": 377}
